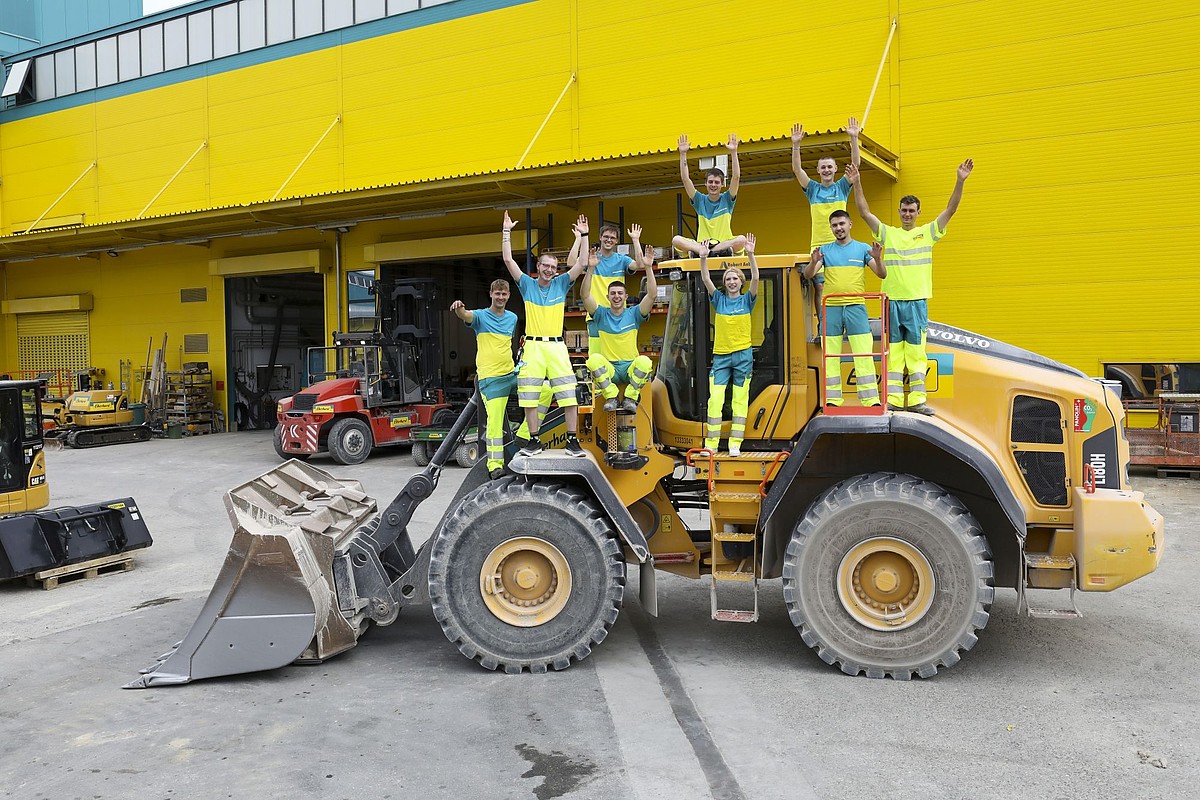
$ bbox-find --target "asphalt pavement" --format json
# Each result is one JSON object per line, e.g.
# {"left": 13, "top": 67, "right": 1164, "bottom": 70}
{"left": 1, "top": 432, "right": 1195, "bottom": 799}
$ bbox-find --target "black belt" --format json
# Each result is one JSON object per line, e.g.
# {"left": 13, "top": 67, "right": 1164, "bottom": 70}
{"left": 526, "top": 336, "right": 564, "bottom": 342}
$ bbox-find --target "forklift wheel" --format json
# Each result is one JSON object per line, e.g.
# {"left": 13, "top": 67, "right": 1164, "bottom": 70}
{"left": 328, "top": 417, "right": 373, "bottom": 465}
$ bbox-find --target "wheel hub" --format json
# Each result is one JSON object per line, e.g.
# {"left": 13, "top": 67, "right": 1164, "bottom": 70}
{"left": 837, "top": 537, "right": 935, "bottom": 631}
{"left": 480, "top": 537, "right": 573, "bottom": 627}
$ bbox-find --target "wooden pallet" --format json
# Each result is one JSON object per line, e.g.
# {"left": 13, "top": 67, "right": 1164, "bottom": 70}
{"left": 25, "top": 552, "right": 135, "bottom": 590}
{"left": 1156, "top": 468, "right": 1200, "bottom": 480}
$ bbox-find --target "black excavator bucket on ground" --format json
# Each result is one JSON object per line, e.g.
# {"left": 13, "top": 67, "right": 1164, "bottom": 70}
{"left": 0, "top": 498, "right": 152, "bottom": 581}
{"left": 125, "top": 394, "right": 481, "bottom": 688}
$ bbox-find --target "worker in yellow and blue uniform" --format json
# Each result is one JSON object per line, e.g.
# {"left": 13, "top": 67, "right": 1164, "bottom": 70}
{"left": 501, "top": 211, "right": 588, "bottom": 456}
{"left": 699, "top": 234, "right": 761, "bottom": 456}
{"left": 791, "top": 117, "right": 862, "bottom": 328}
{"left": 587, "top": 222, "right": 653, "bottom": 354}
{"left": 804, "top": 210, "right": 885, "bottom": 407}
{"left": 848, "top": 159, "right": 974, "bottom": 415}
{"left": 671, "top": 133, "right": 748, "bottom": 257}
{"left": 451, "top": 280, "right": 519, "bottom": 479}
{"left": 581, "top": 240, "right": 657, "bottom": 412}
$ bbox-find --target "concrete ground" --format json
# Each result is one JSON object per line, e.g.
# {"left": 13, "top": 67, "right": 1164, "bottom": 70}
{"left": 1, "top": 432, "right": 1196, "bottom": 800}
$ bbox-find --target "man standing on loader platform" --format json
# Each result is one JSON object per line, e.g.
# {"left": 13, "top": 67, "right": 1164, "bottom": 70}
{"left": 700, "top": 234, "right": 760, "bottom": 456}
{"left": 450, "top": 280, "right": 519, "bottom": 479}
{"left": 847, "top": 159, "right": 974, "bottom": 415}
{"left": 581, "top": 241, "right": 658, "bottom": 412}
{"left": 501, "top": 211, "right": 587, "bottom": 457}
{"left": 805, "top": 210, "right": 885, "bottom": 408}
{"left": 587, "top": 223, "right": 653, "bottom": 354}
{"left": 671, "top": 134, "right": 748, "bottom": 257}
{"left": 791, "top": 117, "right": 862, "bottom": 325}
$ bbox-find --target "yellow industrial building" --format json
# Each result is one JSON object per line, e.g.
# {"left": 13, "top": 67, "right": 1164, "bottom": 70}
{"left": 0, "top": 0, "right": 1195, "bottom": 427}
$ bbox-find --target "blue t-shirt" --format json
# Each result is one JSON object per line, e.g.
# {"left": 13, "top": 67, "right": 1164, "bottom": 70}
{"left": 592, "top": 253, "right": 636, "bottom": 310}
{"left": 804, "top": 176, "right": 852, "bottom": 249}
{"left": 691, "top": 191, "right": 736, "bottom": 243}
{"left": 468, "top": 308, "right": 518, "bottom": 378}
{"left": 592, "top": 305, "right": 647, "bottom": 362}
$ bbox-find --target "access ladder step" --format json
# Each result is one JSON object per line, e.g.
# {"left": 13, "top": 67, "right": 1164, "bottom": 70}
{"left": 713, "top": 609, "right": 759, "bottom": 623}
{"left": 1025, "top": 605, "right": 1083, "bottom": 620}
{"left": 1025, "top": 553, "right": 1076, "bottom": 570}
{"left": 713, "top": 531, "right": 756, "bottom": 543}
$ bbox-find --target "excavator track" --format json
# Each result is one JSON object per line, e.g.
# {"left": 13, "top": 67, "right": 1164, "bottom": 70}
{"left": 66, "top": 425, "right": 153, "bottom": 449}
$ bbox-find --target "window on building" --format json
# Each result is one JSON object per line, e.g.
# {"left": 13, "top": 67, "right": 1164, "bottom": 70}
{"left": 388, "top": 0, "right": 419, "bottom": 12}
{"left": 239, "top": 0, "right": 267, "bottom": 51}
{"left": 96, "top": 36, "right": 119, "bottom": 87}
{"left": 295, "top": 0, "right": 323, "bottom": 37}
{"left": 34, "top": 54, "right": 54, "bottom": 99}
{"left": 325, "top": 0, "right": 354, "bottom": 29}
{"left": 266, "top": 0, "right": 294, "bottom": 45}
{"left": 1, "top": 59, "right": 32, "bottom": 99}
{"left": 54, "top": 49, "right": 75, "bottom": 96}
{"left": 141, "top": 25, "right": 165, "bottom": 75}
{"left": 118, "top": 31, "right": 141, "bottom": 82}
{"left": 213, "top": 4, "right": 239, "bottom": 58}
{"left": 163, "top": 18, "right": 188, "bottom": 70}
{"left": 357, "top": 0, "right": 387, "bottom": 22}
{"left": 188, "top": 11, "right": 214, "bottom": 65}
{"left": 74, "top": 43, "right": 96, "bottom": 91}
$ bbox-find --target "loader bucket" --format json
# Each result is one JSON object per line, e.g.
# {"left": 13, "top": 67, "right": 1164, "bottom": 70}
{"left": 125, "top": 460, "right": 377, "bottom": 688}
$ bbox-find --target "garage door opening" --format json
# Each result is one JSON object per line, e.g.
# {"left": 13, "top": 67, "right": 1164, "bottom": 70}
{"left": 226, "top": 273, "right": 325, "bottom": 430}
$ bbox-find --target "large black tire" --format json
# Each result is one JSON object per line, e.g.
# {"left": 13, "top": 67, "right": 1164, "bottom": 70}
{"left": 272, "top": 426, "right": 310, "bottom": 462}
{"left": 427, "top": 476, "right": 625, "bottom": 673}
{"left": 327, "top": 417, "right": 373, "bottom": 465}
{"left": 411, "top": 440, "right": 431, "bottom": 467}
{"left": 782, "top": 472, "right": 994, "bottom": 680}
{"left": 455, "top": 440, "right": 482, "bottom": 468}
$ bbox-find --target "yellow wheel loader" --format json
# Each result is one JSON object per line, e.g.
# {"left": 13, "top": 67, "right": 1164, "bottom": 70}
{"left": 127, "top": 255, "right": 1163, "bottom": 687}
{"left": 0, "top": 380, "right": 153, "bottom": 581}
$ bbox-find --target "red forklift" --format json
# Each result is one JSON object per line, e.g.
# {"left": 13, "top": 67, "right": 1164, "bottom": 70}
{"left": 274, "top": 279, "right": 456, "bottom": 465}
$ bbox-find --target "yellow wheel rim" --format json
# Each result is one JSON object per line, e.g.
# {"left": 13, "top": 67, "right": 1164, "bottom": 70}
{"left": 480, "top": 537, "right": 573, "bottom": 627}
{"left": 836, "top": 537, "right": 935, "bottom": 631}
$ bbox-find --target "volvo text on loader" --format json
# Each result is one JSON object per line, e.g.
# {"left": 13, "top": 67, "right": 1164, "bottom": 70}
{"left": 128, "top": 254, "right": 1162, "bottom": 687}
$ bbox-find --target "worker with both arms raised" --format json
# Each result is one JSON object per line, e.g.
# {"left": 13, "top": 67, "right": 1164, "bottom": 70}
{"left": 699, "top": 233, "right": 760, "bottom": 456}
{"left": 500, "top": 211, "right": 588, "bottom": 456}
{"left": 671, "top": 133, "right": 749, "bottom": 258}
{"left": 580, "top": 233, "right": 658, "bottom": 413}
{"left": 847, "top": 158, "right": 974, "bottom": 415}
{"left": 586, "top": 222, "right": 653, "bottom": 355}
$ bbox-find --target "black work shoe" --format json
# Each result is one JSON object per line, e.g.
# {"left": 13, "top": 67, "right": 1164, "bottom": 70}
{"left": 488, "top": 467, "right": 506, "bottom": 480}
{"left": 886, "top": 404, "right": 905, "bottom": 412}
{"left": 518, "top": 439, "right": 544, "bottom": 457}
{"left": 602, "top": 397, "right": 619, "bottom": 412}
{"left": 621, "top": 398, "right": 638, "bottom": 413}
{"left": 908, "top": 403, "right": 936, "bottom": 416}
{"left": 564, "top": 437, "right": 586, "bottom": 457}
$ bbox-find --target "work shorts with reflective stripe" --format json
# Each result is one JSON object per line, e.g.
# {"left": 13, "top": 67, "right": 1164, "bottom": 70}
{"left": 518, "top": 340, "right": 577, "bottom": 407}
{"left": 888, "top": 298, "right": 928, "bottom": 345}
{"left": 710, "top": 348, "right": 753, "bottom": 386}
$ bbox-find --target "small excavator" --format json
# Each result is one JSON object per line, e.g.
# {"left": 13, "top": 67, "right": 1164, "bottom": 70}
{"left": 44, "top": 370, "right": 152, "bottom": 448}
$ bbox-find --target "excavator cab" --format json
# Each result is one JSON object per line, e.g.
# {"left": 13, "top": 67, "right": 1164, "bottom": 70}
{"left": 0, "top": 380, "right": 49, "bottom": 514}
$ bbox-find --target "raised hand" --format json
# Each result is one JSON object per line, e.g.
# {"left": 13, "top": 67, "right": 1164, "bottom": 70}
{"left": 678, "top": 134, "right": 691, "bottom": 154}
{"left": 628, "top": 223, "right": 642, "bottom": 240}
{"left": 699, "top": 244, "right": 710, "bottom": 258}
{"left": 810, "top": 247, "right": 824, "bottom": 267}
{"left": 643, "top": 244, "right": 655, "bottom": 262}
{"left": 957, "top": 158, "right": 974, "bottom": 181}
{"left": 502, "top": 211, "right": 518, "bottom": 231}
{"left": 589, "top": 245, "right": 600, "bottom": 269}
{"left": 845, "top": 163, "right": 861, "bottom": 185}
{"left": 450, "top": 300, "right": 465, "bottom": 312}
{"left": 870, "top": 241, "right": 882, "bottom": 265}
{"left": 790, "top": 123, "right": 805, "bottom": 145}
{"left": 726, "top": 133, "right": 740, "bottom": 152}
{"left": 573, "top": 214, "right": 589, "bottom": 236}
{"left": 744, "top": 233, "right": 756, "bottom": 254}
{"left": 847, "top": 116, "right": 860, "bottom": 138}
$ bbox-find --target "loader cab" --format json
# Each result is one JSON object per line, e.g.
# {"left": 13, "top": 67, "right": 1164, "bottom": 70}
{"left": 653, "top": 254, "right": 817, "bottom": 450}
{"left": 0, "top": 380, "right": 49, "bottom": 513}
